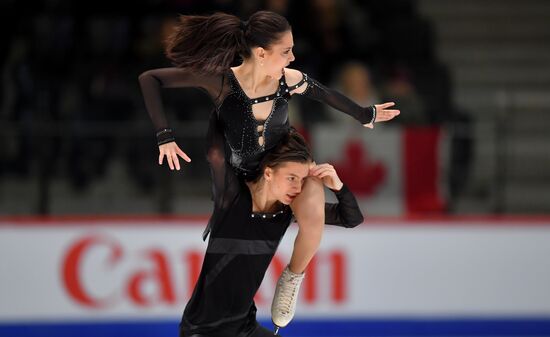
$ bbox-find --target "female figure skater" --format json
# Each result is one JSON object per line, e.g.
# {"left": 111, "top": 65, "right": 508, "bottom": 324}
{"left": 138, "top": 11, "right": 399, "bottom": 330}
{"left": 180, "top": 129, "right": 363, "bottom": 336}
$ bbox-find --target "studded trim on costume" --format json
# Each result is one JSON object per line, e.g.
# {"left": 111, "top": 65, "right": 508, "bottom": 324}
{"left": 250, "top": 209, "right": 286, "bottom": 219}
{"left": 248, "top": 73, "right": 308, "bottom": 105}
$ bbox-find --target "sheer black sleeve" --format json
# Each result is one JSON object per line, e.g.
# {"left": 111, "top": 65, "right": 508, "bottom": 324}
{"left": 324, "top": 184, "right": 364, "bottom": 228}
{"left": 138, "top": 67, "right": 224, "bottom": 144}
{"left": 202, "top": 109, "right": 242, "bottom": 241}
{"left": 294, "top": 72, "right": 376, "bottom": 125}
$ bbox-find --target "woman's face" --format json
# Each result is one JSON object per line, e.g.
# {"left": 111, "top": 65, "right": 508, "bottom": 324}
{"left": 265, "top": 161, "right": 309, "bottom": 205}
{"left": 262, "top": 30, "right": 295, "bottom": 79}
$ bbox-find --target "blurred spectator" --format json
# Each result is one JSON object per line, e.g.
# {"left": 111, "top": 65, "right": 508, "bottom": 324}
{"left": 328, "top": 61, "right": 381, "bottom": 128}
{"left": 0, "top": 0, "right": 460, "bottom": 214}
{"left": 67, "top": 16, "right": 135, "bottom": 190}
{"left": 296, "top": 0, "right": 354, "bottom": 82}
{"left": 381, "top": 66, "right": 426, "bottom": 125}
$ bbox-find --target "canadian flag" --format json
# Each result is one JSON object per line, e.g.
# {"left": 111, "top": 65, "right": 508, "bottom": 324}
{"left": 311, "top": 124, "right": 446, "bottom": 216}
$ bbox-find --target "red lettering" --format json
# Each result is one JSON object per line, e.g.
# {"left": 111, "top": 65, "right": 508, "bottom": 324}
{"left": 303, "top": 255, "right": 317, "bottom": 303}
{"left": 128, "top": 249, "right": 176, "bottom": 306}
{"left": 61, "top": 233, "right": 349, "bottom": 310}
{"left": 329, "top": 250, "right": 346, "bottom": 302}
{"left": 296, "top": 251, "right": 347, "bottom": 303}
{"left": 61, "top": 235, "right": 122, "bottom": 308}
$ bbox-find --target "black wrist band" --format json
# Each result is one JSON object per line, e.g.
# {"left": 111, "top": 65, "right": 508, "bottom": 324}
{"left": 361, "top": 106, "right": 376, "bottom": 125}
{"left": 156, "top": 128, "right": 175, "bottom": 146}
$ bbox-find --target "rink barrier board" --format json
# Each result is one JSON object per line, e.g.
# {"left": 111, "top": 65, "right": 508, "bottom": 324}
{"left": 2, "top": 216, "right": 549, "bottom": 336}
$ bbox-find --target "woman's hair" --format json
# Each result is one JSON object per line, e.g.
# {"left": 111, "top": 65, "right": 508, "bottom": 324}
{"left": 165, "top": 11, "right": 291, "bottom": 74}
{"left": 252, "top": 129, "right": 312, "bottom": 183}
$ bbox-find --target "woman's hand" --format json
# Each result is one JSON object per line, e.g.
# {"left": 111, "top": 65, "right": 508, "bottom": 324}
{"left": 309, "top": 163, "right": 343, "bottom": 191}
{"left": 363, "top": 102, "right": 400, "bottom": 129}
{"left": 158, "top": 142, "right": 191, "bottom": 171}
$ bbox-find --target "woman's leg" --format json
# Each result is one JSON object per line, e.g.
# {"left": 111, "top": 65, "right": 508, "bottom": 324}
{"left": 289, "top": 176, "right": 325, "bottom": 273}
{"left": 271, "top": 176, "right": 324, "bottom": 330}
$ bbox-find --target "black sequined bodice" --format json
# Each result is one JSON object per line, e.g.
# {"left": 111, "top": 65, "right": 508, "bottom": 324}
{"left": 218, "top": 70, "right": 299, "bottom": 176}
{"left": 139, "top": 66, "right": 375, "bottom": 176}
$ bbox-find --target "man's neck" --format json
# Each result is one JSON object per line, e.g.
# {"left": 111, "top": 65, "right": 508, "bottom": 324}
{"left": 246, "top": 181, "right": 281, "bottom": 213}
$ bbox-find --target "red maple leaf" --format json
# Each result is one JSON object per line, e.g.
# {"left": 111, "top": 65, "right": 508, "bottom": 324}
{"left": 331, "top": 139, "right": 386, "bottom": 197}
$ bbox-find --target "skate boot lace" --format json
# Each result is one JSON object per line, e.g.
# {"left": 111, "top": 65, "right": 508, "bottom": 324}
{"left": 278, "top": 274, "right": 301, "bottom": 315}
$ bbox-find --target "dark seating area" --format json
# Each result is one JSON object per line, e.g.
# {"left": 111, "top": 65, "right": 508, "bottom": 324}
{"left": 0, "top": 0, "right": 464, "bottom": 215}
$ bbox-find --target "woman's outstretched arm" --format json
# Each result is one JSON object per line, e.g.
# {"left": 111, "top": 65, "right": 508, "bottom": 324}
{"left": 138, "top": 67, "right": 222, "bottom": 133}
{"left": 284, "top": 68, "right": 400, "bottom": 128}
{"left": 138, "top": 67, "right": 223, "bottom": 170}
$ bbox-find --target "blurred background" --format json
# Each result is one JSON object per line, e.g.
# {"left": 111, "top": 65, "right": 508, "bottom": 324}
{"left": 1, "top": 0, "right": 549, "bottom": 216}
{"left": 1, "top": 0, "right": 550, "bottom": 336}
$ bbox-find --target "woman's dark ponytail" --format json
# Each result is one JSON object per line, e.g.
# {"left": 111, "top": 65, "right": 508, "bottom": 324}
{"left": 165, "top": 12, "right": 246, "bottom": 74}
{"left": 165, "top": 11, "right": 290, "bottom": 74}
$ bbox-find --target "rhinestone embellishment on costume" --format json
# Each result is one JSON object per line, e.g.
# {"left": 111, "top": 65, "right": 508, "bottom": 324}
{"left": 250, "top": 209, "right": 285, "bottom": 219}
